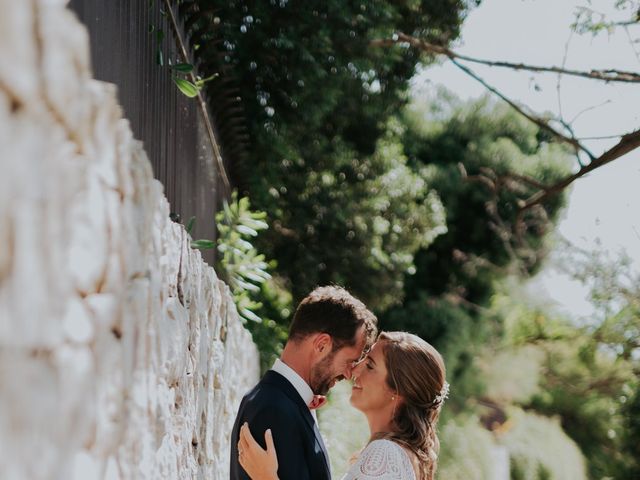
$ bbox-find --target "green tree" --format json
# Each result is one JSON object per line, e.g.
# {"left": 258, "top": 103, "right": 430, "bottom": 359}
{"left": 485, "top": 242, "right": 640, "bottom": 479}
{"left": 186, "top": 0, "right": 475, "bottom": 309}
{"left": 381, "top": 93, "right": 573, "bottom": 401}
{"left": 553, "top": 245, "right": 640, "bottom": 478}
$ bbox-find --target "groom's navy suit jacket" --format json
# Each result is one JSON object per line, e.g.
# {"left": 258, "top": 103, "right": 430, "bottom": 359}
{"left": 230, "top": 370, "right": 331, "bottom": 480}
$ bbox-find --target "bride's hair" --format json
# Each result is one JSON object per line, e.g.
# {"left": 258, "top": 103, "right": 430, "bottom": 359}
{"left": 372, "top": 331, "right": 447, "bottom": 480}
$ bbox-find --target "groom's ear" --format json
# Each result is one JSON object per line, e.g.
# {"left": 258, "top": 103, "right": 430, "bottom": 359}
{"left": 311, "top": 332, "right": 332, "bottom": 355}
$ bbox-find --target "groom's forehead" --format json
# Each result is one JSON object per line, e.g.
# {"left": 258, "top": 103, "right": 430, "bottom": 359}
{"left": 346, "top": 330, "right": 370, "bottom": 359}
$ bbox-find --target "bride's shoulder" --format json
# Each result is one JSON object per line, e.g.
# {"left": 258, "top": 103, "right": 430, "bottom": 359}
{"left": 344, "top": 439, "right": 416, "bottom": 480}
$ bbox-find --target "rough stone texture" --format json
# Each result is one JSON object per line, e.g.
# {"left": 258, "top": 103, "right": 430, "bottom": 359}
{"left": 0, "top": 1, "right": 260, "bottom": 479}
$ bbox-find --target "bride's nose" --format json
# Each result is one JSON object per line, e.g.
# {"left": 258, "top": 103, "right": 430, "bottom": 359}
{"left": 350, "top": 361, "right": 364, "bottom": 378}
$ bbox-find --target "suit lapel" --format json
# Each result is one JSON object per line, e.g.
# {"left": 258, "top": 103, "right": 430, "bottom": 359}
{"left": 262, "top": 371, "right": 332, "bottom": 479}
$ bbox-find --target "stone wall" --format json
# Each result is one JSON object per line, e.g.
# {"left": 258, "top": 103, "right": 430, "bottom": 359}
{"left": 0, "top": 1, "right": 260, "bottom": 479}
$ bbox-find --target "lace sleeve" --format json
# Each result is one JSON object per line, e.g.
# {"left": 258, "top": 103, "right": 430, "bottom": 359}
{"left": 341, "top": 439, "right": 416, "bottom": 480}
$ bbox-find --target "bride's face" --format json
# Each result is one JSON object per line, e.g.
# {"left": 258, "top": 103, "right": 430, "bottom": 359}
{"left": 350, "top": 341, "right": 395, "bottom": 413}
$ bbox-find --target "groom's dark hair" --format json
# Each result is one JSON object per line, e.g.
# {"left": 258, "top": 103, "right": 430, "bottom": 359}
{"left": 288, "top": 285, "right": 378, "bottom": 350}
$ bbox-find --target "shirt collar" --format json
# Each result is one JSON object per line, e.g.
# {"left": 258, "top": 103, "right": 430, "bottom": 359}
{"left": 271, "top": 358, "right": 314, "bottom": 406}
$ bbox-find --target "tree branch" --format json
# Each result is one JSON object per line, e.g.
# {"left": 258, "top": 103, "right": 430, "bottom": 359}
{"left": 520, "top": 129, "right": 640, "bottom": 212}
{"left": 371, "top": 33, "right": 640, "bottom": 83}
{"left": 449, "top": 58, "right": 596, "bottom": 161}
{"left": 372, "top": 34, "right": 598, "bottom": 161}
{"left": 373, "top": 32, "right": 640, "bottom": 243}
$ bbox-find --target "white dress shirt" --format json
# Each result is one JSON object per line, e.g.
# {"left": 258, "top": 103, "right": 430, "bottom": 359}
{"left": 271, "top": 358, "right": 318, "bottom": 423}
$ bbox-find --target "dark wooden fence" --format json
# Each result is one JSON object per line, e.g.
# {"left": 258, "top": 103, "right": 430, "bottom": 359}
{"left": 68, "top": 0, "right": 243, "bottom": 264}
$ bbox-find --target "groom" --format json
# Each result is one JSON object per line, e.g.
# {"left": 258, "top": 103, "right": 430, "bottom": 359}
{"left": 230, "top": 285, "right": 378, "bottom": 480}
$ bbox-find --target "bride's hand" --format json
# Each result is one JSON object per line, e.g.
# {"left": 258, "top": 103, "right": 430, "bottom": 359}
{"left": 238, "top": 422, "right": 279, "bottom": 480}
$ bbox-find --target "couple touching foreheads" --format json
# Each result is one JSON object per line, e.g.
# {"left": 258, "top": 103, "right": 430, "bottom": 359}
{"left": 230, "top": 285, "right": 449, "bottom": 480}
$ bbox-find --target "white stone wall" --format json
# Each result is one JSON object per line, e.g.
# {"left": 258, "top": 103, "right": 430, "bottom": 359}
{"left": 0, "top": 1, "right": 260, "bottom": 479}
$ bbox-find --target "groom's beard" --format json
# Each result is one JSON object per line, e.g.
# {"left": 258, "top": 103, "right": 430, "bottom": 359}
{"left": 310, "top": 352, "right": 344, "bottom": 395}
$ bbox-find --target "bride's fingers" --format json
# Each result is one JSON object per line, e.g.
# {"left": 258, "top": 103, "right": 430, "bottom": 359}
{"left": 239, "top": 430, "right": 252, "bottom": 454}
{"left": 264, "top": 429, "right": 277, "bottom": 466}
{"left": 265, "top": 429, "right": 275, "bottom": 452}
{"left": 241, "top": 422, "right": 264, "bottom": 452}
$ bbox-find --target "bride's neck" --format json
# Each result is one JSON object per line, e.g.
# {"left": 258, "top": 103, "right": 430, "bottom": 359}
{"left": 366, "top": 411, "right": 396, "bottom": 439}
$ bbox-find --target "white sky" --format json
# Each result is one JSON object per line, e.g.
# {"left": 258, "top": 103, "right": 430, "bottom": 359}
{"left": 411, "top": 0, "right": 640, "bottom": 319}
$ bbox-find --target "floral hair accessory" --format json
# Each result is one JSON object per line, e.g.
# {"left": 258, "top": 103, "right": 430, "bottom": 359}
{"left": 433, "top": 381, "right": 450, "bottom": 406}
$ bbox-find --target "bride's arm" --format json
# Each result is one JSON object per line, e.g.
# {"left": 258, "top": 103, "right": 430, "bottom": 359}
{"left": 238, "top": 422, "right": 279, "bottom": 480}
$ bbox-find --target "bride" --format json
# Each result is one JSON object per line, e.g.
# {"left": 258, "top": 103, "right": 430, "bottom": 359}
{"left": 237, "top": 331, "right": 449, "bottom": 480}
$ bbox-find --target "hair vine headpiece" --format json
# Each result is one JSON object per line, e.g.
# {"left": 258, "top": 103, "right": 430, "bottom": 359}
{"left": 432, "top": 381, "right": 450, "bottom": 407}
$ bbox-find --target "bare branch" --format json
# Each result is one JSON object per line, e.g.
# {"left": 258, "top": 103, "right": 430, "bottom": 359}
{"left": 501, "top": 172, "right": 550, "bottom": 191}
{"left": 556, "top": 29, "right": 574, "bottom": 125}
{"left": 623, "top": 25, "right": 640, "bottom": 65}
{"left": 520, "top": 129, "right": 640, "bottom": 212}
{"left": 374, "top": 32, "right": 640, "bottom": 246}
{"left": 371, "top": 33, "right": 640, "bottom": 83}
{"left": 373, "top": 33, "right": 599, "bottom": 160}
{"left": 558, "top": 118, "right": 588, "bottom": 167}
{"left": 569, "top": 99, "right": 612, "bottom": 124}
{"left": 576, "top": 133, "right": 626, "bottom": 141}
{"left": 449, "top": 58, "right": 596, "bottom": 161}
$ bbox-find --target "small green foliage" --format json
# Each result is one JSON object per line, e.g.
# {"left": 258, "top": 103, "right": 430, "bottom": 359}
{"left": 572, "top": 1, "right": 640, "bottom": 37}
{"left": 185, "top": 216, "right": 196, "bottom": 235}
{"left": 170, "top": 63, "right": 194, "bottom": 73}
{"left": 172, "top": 77, "right": 199, "bottom": 97}
{"left": 194, "top": 73, "right": 218, "bottom": 88}
{"left": 214, "top": 192, "right": 290, "bottom": 369}
{"left": 190, "top": 239, "right": 215, "bottom": 249}
{"left": 214, "top": 191, "right": 271, "bottom": 323}
{"left": 148, "top": 5, "right": 216, "bottom": 98}
{"left": 188, "top": 193, "right": 290, "bottom": 370}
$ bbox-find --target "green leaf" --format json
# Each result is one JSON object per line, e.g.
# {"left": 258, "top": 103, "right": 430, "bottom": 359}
{"left": 156, "top": 48, "right": 164, "bottom": 66}
{"left": 170, "top": 63, "right": 194, "bottom": 73}
{"left": 191, "top": 239, "right": 215, "bottom": 249}
{"left": 239, "top": 196, "right": 250, "bottom": 212}
{"left": 223, "top": 200, "right": 233, "bottom": 220}
{"left": 156, "top": 29, "right": 164, "bottom": 43}
{"left": 186, "top": 216, "right": 196, "bottom": 235}
{"left": 195, "top": 73, "right": 219, "bottom": 87}
{"left": 234, "top": 238, "right": 254, "bottom": 251}
{"left": 236, "top": 224, "right": 258, "bottom": 237}
{"left": 242, "top": 271, "right": 271, "bottom": 283}
{"left": 173, "top": 77, "right": 199, "bottom": 98}
{"left": 240, "top": 308, "right": 262, "bottom": 323}
{"left": 234, "top": 278, "right": 261, "bottom": 292}
{"left": 239, "top": 216, "right": 269, "bottom": 231}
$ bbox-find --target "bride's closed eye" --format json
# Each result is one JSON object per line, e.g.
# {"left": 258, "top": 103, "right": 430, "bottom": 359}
{"left": 350, "top": 356, "right": 367, "bottom": 369}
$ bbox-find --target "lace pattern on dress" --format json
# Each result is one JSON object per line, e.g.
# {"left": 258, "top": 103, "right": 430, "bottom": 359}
{"left": 341, "top": 439, "right": 416, "bottom": 480}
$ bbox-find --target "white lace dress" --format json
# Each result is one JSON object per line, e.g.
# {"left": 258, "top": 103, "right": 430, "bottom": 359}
{"left": 340, "top": 439, "right": 416, "bottom": 480}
